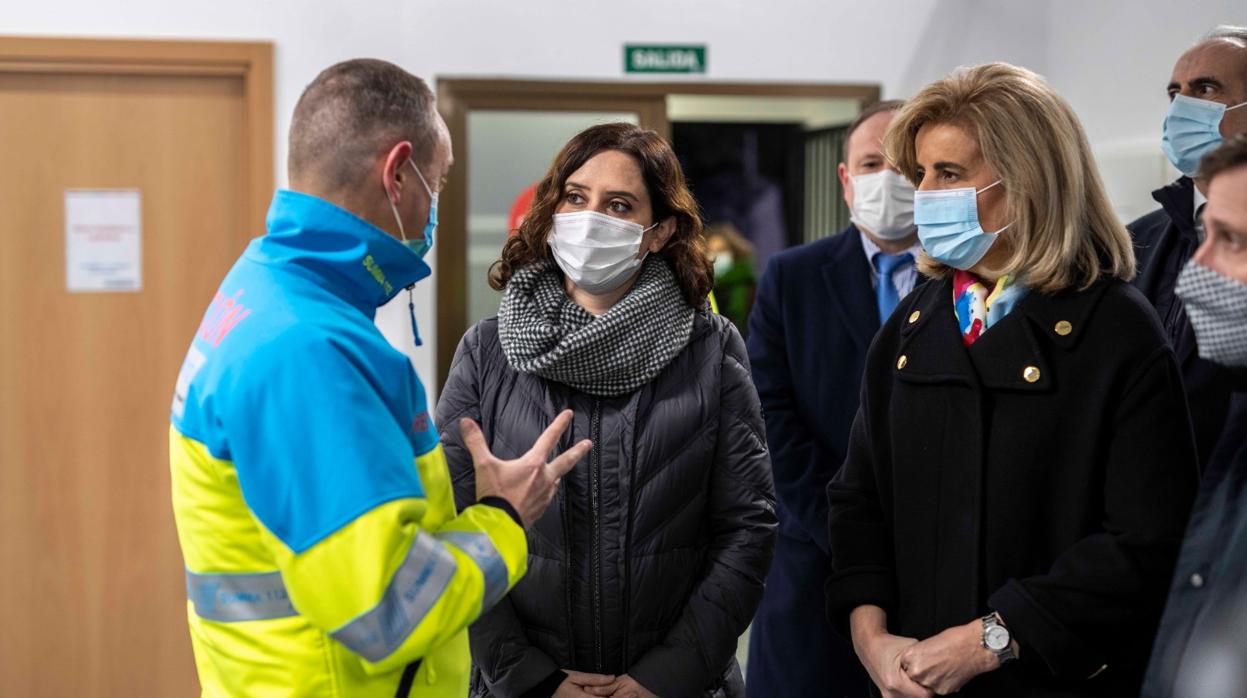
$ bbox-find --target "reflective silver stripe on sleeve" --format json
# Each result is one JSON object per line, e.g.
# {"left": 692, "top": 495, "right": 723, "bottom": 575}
{"left": 436, "top": 531, "right": 510, "bottom": 612}
{"left": 330, "top": 531, "right": 458, "bottom": 663}
{"left": 186, "top": 569, "right": 296, "bottom": 622}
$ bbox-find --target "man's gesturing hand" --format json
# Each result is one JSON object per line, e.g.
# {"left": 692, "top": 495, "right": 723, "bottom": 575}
{"left": 461, "top": 410, "right": 591, "bottom": 528}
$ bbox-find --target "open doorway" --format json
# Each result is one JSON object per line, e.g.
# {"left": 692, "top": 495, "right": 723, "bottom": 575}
{"left": 665, "top": 94, "right": 863, "bottom": 336}
{"left": 434, "top": 79, "right": 880, "bottom": 389}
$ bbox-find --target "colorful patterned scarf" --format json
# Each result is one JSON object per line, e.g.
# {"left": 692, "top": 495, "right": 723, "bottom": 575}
{"left": 952, "top": 270, "right": 1028, "bottom": 346}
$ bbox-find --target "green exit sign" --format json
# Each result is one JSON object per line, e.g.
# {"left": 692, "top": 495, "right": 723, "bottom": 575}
{"left": 625, "top": 44, "right": 707, "bottom": 74}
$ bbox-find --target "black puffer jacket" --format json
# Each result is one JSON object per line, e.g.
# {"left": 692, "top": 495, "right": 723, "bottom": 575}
{"left": 438, "top": 310, "right": 776, "bottom": 698}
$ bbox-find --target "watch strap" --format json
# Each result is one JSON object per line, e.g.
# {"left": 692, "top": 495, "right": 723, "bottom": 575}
{"left": 981, "top": 613, "right": 1017, "bottom": 664}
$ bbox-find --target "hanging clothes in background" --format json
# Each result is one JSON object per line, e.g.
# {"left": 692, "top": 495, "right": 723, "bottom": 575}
{"left": 694, "top": 131, "right": 789, "bottom": 271}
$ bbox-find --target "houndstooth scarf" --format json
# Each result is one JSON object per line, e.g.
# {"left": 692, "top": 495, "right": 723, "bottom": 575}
{"left": 498, "top": 257, "right": 695, "bottom": 397}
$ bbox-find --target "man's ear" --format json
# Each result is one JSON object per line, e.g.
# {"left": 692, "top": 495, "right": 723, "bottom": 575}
{"left": 381, "top": 141, "right": 414, "bottom": 204}
{"left": 838, "top": 162, "right": 854, "bottom": 210}
{"left": 646, "top": 216, "right": 678, "bottom": 253}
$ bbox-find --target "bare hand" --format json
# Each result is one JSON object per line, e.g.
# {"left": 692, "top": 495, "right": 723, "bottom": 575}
{"left": 461, "top": 410, "right": 591, "bottom": 528}
{"left": 584, "top": 673, "right": 658, "bottom": 697}
{"left": 860, "top": 633, "right": 934, "bottom": 698}
{"left": 554, "top": 670, "right": 615, "bottom": 697}
{"left": 899, "top": 621, "right": 998, "bottom": 695}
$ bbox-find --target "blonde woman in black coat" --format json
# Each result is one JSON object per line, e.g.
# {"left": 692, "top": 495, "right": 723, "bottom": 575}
{"left": 826, "top": 63, "right": 1199, "bottom": 698}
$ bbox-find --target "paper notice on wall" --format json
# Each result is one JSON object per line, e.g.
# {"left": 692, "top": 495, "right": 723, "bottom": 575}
{"left": 65, "top": 189, "right": 142, "bottom": 292}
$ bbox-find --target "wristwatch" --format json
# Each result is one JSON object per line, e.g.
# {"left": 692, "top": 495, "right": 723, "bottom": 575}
{"left": 981, "top": 613, "right": 1017, "bottom": 664}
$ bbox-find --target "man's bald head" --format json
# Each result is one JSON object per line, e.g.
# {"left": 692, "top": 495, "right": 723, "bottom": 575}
{"left": 289, "top": 59, "right": 438, "bottom": 195}
{"left": 1170, "top": 26, "right": 1247, "bottom": 107}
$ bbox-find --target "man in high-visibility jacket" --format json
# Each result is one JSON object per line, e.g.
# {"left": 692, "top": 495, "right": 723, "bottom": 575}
{"left": 168, "top": 58, "right": 591, "bottom": 697}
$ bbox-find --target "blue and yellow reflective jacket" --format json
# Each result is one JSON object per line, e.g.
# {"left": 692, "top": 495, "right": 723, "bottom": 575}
{"left": 169, "top": 190, "right": 527, "bottom": 697}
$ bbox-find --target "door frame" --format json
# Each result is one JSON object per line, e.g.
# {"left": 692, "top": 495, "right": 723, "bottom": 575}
{"left": 0, "top": 36, "right": 274, "bottom": 231}
{"left": 434, "top": 78, "right": 880, "bottom": 388}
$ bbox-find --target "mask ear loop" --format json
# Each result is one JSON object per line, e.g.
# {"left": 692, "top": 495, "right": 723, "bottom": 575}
{"left": 636, "top": 220, "right": 662, "bottom": 261}
{"left": 973, "top": 179, "right": 1012, "bottom": 235}
{"left": 976, "top": 179, "right": 1003, "bottom": 195}
{"left": 386, "top": 169, "right": 424, "bottom": 350}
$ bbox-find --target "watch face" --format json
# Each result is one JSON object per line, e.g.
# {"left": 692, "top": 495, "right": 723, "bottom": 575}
{"left": 985, "top": 625, "right": 1011, "bottom": 651}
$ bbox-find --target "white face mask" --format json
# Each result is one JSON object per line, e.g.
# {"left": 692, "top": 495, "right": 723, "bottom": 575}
{"left": 548, "top": 211, "right": 658, "bottom": 293}
{"left": 850, "top": 170, "right": 916, "bottom": 240}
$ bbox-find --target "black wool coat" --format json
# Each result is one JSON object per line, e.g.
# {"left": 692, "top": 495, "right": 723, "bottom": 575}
{"left": 826, "top": 275, "right": 1199, "bottom": 697}
{"left": 439, "top": 310, "right": 777, "bottom": 698}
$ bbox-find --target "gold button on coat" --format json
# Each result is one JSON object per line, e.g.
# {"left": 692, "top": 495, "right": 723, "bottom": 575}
{"left": 897, "top": 355, "right": 908, "bottom": 370}
{"left": 1055, "top": 320, "right": 1072, "bottom": 336}
{"left": 908, "top": 310, "right": 921, "bottom": 324}
{"left": 1023, "top": 366, "right": 1041, "bottom": 383}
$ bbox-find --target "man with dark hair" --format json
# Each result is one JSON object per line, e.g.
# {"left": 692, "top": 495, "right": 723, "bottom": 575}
{"left": 1129, "top": 25, "right": 1247, "bottom": 473}
{"left": 1144, "top": 132, "right": 1247, "bottom": 697}
{"left": 168, "top": 59, "right": 589, "bottom": 697}
{"left": 745, "top": 99, "right": 912, "bottom": 697}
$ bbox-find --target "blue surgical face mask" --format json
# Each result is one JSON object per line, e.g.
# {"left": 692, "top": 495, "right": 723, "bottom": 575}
{"left": 913, "top": 180, "right": 1008, "bottom": 271}
{"left": 387, "top": 159, "right": 438, "bottom": 259}
{"left": 1162, "top": 94, "right": 1247, "bottom": 177}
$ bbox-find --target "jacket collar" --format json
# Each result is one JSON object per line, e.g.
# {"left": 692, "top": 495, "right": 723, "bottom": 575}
{"left": 1151, "top": 176, "right": 1198, "bottom": 240}
{"left": 822, "top": 224, "right": 880, "bottom": 351}
{"left": 898, "top": 277, "right": 1112, "bottom": 391}
{"left": 248, "top": 189, "right": 431, "bottom": 318}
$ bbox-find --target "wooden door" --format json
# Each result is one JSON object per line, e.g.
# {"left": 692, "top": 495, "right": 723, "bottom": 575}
{"left": 0, "top": 38, "right": 272, "bottom": 697}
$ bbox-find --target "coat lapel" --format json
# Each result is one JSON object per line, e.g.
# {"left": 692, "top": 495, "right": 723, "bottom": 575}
{"left": 821, "top": 227, "right": 881, "bottom": 352}
{"left": 973, "top": 279, "right": 1113, "bottom": 390}
{"left": 894, "top": 277, "right": 980, "bottom": 387}
{"left": 897, "top": 277, "right": 1113, "bottom": 391}
{"left": 964, "top": 309, "right": 1051, "bottom": 391}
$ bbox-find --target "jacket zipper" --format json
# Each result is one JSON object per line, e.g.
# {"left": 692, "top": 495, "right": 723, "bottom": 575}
{"left": 621, "top": 439, "right": 635, "bottom": 669}
{"left": 590, "top": 399, "right": 603, "bottom": 673}
{"left": 560, "top": 481, "right": 577, "bottom": 669}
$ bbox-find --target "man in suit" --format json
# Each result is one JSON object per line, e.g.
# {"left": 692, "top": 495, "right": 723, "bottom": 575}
{"left": 1129, "top": 25, "right": 1247, "bottom": 474}
{"left": 745, "top": 100, "right": 918, "bottom": 697}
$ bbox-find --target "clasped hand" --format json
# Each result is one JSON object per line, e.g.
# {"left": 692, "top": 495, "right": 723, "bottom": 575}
{"left": 555, "top": 671, "right": 658, "bottom": 698}
{"left": 860, "top": 620, "right": 1000, "bottom": 697}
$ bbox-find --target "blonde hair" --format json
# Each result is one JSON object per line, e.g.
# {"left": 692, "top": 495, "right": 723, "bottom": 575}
{"left": 884, "top": 62, "right": 1134, "bottom": 293}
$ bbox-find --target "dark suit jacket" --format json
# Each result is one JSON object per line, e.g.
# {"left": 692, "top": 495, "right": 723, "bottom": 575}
{"left": 744, "top": 226, "right": 878, "bottom": 696}
{"left": 746, "top": 226, "right": 881, "bottom": 551}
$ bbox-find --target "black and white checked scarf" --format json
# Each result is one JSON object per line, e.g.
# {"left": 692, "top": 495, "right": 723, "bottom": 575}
{"left": 1176, "top": 259, "right": 1247, "bottom": 367}
{"left": 498, "top": 257, "right": 695, "bottom": 396}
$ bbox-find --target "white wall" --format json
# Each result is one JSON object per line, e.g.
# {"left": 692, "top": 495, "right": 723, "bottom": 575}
{"left": 8, "top": 0, "right": 1242, "bottom": 384}
{"left": 1045, "top": 0, "right": 1246, "bottom": 221}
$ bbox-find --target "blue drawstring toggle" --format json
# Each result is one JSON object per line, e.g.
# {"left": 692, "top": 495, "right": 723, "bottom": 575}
{"left": 407, "top": 286, "right": 423, "bottom": 348}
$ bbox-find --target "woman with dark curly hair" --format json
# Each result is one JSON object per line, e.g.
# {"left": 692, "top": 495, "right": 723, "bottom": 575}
{"left": 438, "top": 122, "right": 777, "bottom": 698}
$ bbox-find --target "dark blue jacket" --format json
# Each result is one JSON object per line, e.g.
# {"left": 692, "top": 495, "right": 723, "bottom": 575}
{"left": 1144, "top": 369, "right": 1247, "bottom": 697}
{"left": 744, "top": 227, "right": 875, "bottom": 697}
{"left": 1128, "top": 177, "right": 1247, "bottom": 469}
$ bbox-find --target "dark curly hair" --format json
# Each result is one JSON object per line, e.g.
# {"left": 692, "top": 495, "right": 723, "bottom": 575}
{"left": 488, "top": 122, "right": 712, "bottom": 307}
